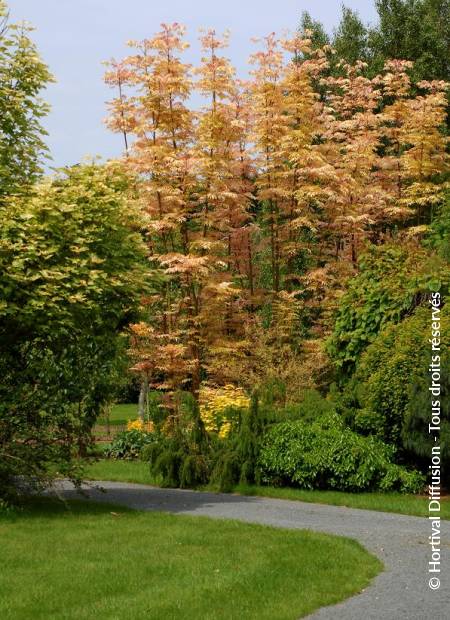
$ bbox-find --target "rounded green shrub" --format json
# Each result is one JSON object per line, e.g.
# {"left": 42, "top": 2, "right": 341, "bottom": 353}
{"left": 258, "top": 419, "right": 424, "bottom": 493}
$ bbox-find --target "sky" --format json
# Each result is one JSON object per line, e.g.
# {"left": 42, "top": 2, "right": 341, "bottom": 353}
{"left": 8, "top": 1, "right": 378, "bottom": 169}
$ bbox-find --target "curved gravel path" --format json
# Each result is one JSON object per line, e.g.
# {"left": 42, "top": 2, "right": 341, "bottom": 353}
{"left": 54, "top": 481, "right": 450, "bottom": 619}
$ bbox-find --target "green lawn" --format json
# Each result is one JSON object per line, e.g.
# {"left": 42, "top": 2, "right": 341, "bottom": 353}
{"left": 86, "top": 458, "right": 158, "bottom": 485}
{"left": 84, "top": 459, "right": 450, "bottom": 520}
{"left": 233, "top": 484, "right": 450, "bottom": 520}
{"left": 0, "top": 498, "right": 381, "bottom": 620}
{"left": 98, "top": 403, "right": 138, "bottom": 426}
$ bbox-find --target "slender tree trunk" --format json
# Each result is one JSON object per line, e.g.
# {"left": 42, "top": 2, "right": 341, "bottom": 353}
{"left": 351, "top": 233, "right": 357, "bottom": 266}
{"left": 138, "top": 376, "right": 149, "bottom": 422}
{"left": 247, "top": 230, "right": 254, "bottom": 299}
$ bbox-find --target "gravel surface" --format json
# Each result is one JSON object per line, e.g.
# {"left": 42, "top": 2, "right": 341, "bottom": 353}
{"left": 53, "top": 481, "right": 450, "bottom": 619}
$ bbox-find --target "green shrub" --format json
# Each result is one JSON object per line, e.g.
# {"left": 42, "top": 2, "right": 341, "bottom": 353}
{"left": 256, "top": 389, "right": 337, "bottom": 430}
{"left": 259, "top": 378, "right": 287, "bottom": 408}
{"left": 147, "top": 393, "right": 211, "bottom": 488}
{"left": 426, "top": 190, "right": 450, "bottom": 261}
{"left": 346, "top": 305, "right": 450, "bottom": 454}
{"left": 0, "top": 164, "right": 147, "bottom": 503}
{"left": 210, "top": 392, "right": 268, "bottom": 491}
{"left": 402, "top": 353, "right": 450, "bottom": 477}
{"left": 327, "top": 243, "right": 450, "bottom": 376}
{"left": 258, "top": 419, "right": 424, "bottom": 493}
{"left": 281, "top": 389, "right": 335, "bottom": 423}
{"left": 379, "top": 463, "right": 426, "bottom": 494}
{"left": 104, "top": 429, "right": 157, "bottom": 460}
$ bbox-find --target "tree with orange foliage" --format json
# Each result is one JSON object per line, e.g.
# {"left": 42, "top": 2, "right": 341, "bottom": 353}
{"left": 104, "top": 23, "right": 449, "bottom": 407}
{"left": 249, "top": 33, "right": 286, "bottom": 294}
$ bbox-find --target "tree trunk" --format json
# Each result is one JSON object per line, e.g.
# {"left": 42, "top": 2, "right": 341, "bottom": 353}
{"left": 138, "top": 376, "right": 149, "bottom": 422}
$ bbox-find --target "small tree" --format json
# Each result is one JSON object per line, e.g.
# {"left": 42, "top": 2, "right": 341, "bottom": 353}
{"left": 0, "top": 163, "right": 147, "bottom": 503}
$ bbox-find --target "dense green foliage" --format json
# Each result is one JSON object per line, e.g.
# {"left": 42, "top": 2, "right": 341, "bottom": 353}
{"left": 0, "top": 164, "right": 147, "bottom": 502}
{"left": 339, "top": 305, "right": 450, "bottom": 468}
{"left": 333, "top": 7, "right": 370, "bottom": 65}
{"left": 370, "top": 0, "right": 450, "bottom": 80}
{"left": 104, "top": 429, "right": 157, "bottom": 460}
{"left": 403, "top": 353, "right": 450, "bottom": 467}
{"left": 146, "top": 394, "right": 211, "bottom": 488}
{"left": 210, "top": 393, "right": 269, "bottom": 491}
{"left": 259, "top": 418, "right": 425, "bottom": 493}
{"left": 327, "top": 244, "right": 450, "bottom": 375}
{"left": 302, "top": 0, "right": 450, "bottom": 81}
{"left": 0, "top": 2, "right": 52, "bottom": 200}
{"left": 137, "top": 387, "right": 424, "bottom": 494}
{"left": 427, "top": 191, "right": 450, "bottom": 261}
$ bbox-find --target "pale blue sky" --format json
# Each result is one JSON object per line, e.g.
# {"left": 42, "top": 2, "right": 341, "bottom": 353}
{"left": 8, "top": 1, "right": 378, "bottom": 168}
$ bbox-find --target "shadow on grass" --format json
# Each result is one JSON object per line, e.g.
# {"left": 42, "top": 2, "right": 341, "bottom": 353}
{"left": 1, "top": 495, "right": 135, "bottom": 522}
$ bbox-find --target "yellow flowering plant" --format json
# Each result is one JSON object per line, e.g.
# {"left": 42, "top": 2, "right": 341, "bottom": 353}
{"left": 126, "top": 419, "right": 154, "bottom": 433}
{"left": 199, "top": 385, "right": 249, "bottom": 438}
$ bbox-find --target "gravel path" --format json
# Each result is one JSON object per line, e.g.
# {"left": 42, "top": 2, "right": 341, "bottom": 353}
{"left": 54, "top": 480, "right": 450, "bottom": 619}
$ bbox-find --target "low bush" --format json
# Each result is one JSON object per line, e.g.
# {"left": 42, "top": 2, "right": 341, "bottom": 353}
{"left": 104, "top": 429, "right": 157, "bottom": 460}
{"left": 258, "top": 419, "right": 424, "bottom": 493}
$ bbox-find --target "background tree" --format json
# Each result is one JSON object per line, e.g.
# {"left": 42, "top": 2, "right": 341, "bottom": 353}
{"left": 299, "top": 1, "right": 450, "bottom": 82}
{"left": 333, "top": 7, "right": 369, "bottom": 66}
{"left": 249, "top": 33, "right": 285, "bottom": 294}
{"left": 0, "top": 0, "right": 52, "bottom": 200}
{"left": 298, "top": 11, "right": 330, "bottom": 51}
{"left": 369, "top": 0, "right": 450, "bottom": 81}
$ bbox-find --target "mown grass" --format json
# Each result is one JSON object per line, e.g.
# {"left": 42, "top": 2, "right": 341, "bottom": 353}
{"left": 0, "top": 497, "right": 381, "bottom": 620}
{"left": 233, "top": 484, "right": 450, "bottom": 520}
{"left": 84, "top": 459, "right": 450, "bottom": 519}
{"left": 98, "top": 403, "right": 138, "bottom": 426}
{"left": 86, "top": 458, "right": 158, "bottom": 485}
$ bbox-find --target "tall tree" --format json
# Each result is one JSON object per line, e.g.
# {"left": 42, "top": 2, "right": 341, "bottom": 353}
{"left": 370, "top": 0, "right": 450, "bottom": 80}
{"left": 194, "top": 30, "right": 254, "bottom": 384}
{"left": 378, "top": 61, "right": 449, "bottom": 226}
{"left": 122, "top": 24, "right": 200, "bottom": 401}
{"left": 299, "top": 1, "right": 450, "bottom": 81}
{"left": 333, "top": 6, "right": 369, "bottom": 66}
{"left": 0, "top": 0, "right": 52, "bottom": 200}
{"left": 298, "top": 11, "right": 330, "bottom": 51}
{"left": 249, "top": 34, "right": 286, "bottom": 294}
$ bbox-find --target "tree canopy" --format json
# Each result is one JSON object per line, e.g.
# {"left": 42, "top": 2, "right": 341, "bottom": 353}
{"left": 0, "top": 0, "right": 52, "bottom": 200}
{"left": 0, "top": 163, "right": 148, "bottom": 502}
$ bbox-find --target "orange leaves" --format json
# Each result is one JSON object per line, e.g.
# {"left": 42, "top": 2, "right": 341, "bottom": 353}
{"left": 105, "top": 23, "right": 449, "bottom": 404}
{"left": 158, "top": 253, "right": 209, "bottom": 278}
{"left": 196, "top": 29, "right": 235, "bottom": 101}
{"left": 381, "top": 60, "right": 413, "bottom": 97}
